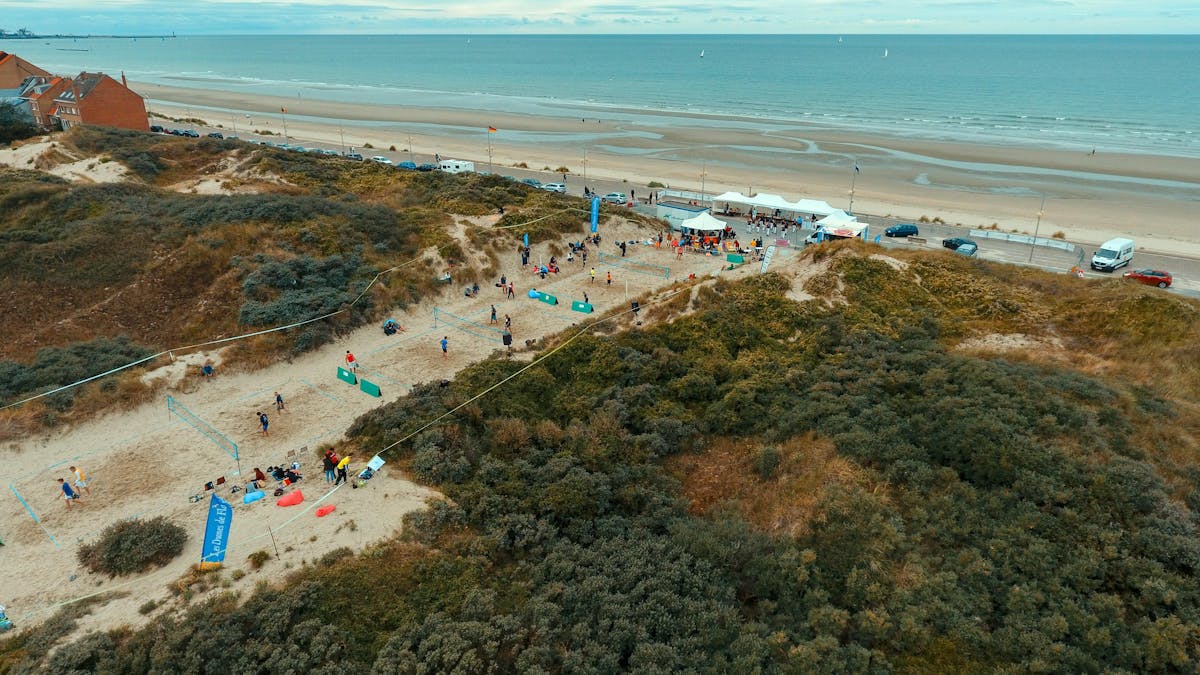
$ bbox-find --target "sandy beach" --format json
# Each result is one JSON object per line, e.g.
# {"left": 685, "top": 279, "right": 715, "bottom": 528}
{"left": 135, "top": 81, "right": 1200, "bottom": 258}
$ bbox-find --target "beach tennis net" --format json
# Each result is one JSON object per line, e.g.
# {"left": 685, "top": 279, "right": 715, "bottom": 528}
{"left": 597, "top": 252, "right": 670, "bottom": 279}
{"left": 433, "top": 308, "right": 507, "bottom": 343}
{"left": 167, "top": 395, "right": 239, "bottom": 461}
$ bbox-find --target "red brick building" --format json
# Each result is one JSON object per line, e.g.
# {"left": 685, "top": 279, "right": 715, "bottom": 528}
{"left": 53, "top": 72, "right": 149, "bottom": 132}
{"left": 19, "top": 76, "right": 71, "bottom": 128}
{"left": 0, "top": 51, "right": 50, "bottom": 88}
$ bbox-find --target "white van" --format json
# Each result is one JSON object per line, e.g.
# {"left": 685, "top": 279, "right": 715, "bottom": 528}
{"left": 1090, "top": 237, "right": 1135, "bottom": 272}
{"left": 438, "top": 159, "right": 475, "bottom": 174}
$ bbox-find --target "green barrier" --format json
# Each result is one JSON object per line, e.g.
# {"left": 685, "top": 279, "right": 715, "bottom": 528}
{"left": 359, "top": 379, "right": 382, "bottom": 398}
{"left": 337, "top": 367, "right": 357, "bottom": 385}
{"left": 571, "top": 301, "right": 594, "bottom": 313}
{"left": 726, "top": 253, "right": 745, "bottom": 264}
{"left": 538, "top": 292, "right": 558, "bottom": 306}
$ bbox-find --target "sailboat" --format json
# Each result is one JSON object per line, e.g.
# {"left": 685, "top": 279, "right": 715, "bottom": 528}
{"left": 700, "top": 49, "right": 705, "bottom": 58}
{"left": 882, "top": 48, "right": 889, "bottom": 58}
{"left": 837, "top": 36, "right": 843, "bottom": 44}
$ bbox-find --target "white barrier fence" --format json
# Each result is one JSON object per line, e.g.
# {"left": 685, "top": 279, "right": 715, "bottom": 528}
{"left": 969, "top": 229, "right": 1076, "bottom": 252}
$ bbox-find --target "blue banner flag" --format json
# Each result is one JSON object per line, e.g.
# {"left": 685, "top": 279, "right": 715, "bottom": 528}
{"left": 523, "top": 232, "right": 529, "bottom": 247}
{"left": 199, "top": 493, "right": 233, "bottom": 568}
{"left": 590, "top": 197, "right": 600, "bottom": 233}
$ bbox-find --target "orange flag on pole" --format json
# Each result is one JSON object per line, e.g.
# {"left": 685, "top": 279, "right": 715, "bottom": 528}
{"left": 281, "top": 107, "right": 287, "bottom": 114}
{"left": 487, "top": 126, "right": 497, "bottom": 133}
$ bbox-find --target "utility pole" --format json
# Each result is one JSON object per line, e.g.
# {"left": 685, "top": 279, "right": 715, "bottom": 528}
{"left": 848, "top": 160, "right": 860, "bottom": 214}
{"left": 1028, "top": 193, "right": 1047, "bottom": 263}
{"left": 280, "top": 106, "right": 289, "bottom": 141}
{"left": 338, "top": 124, "right": 345, "bottom": 155}
{"left": 700, "top": 160, "right": 708, "bottom": 203}
{"left": 407, "top": 134, "right": 413, "bottom": 156}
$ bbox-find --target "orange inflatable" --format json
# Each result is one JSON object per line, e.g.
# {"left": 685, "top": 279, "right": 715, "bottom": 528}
{"left": 315, "top": 505, "right": 336, "bottom": 517}
{"left": 276, "top": 490, "right": 304, "bottom": 507}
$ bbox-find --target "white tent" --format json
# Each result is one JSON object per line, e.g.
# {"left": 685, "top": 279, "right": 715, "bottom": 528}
{"left": 710, "top": 191, "right": 748, "bottom": 204}
{"left": 816, "top": 210, "right": 858, "bottom": 226}
{"left": 791, "top": 199, "right": 837, "bottom": 217}
{"left": 678, "top": 211, "right": 728, "bottom": 232}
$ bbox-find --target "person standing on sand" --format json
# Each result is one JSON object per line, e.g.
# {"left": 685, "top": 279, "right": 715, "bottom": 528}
{"left": 490, "top": 305, "right": 498, "bottom": 325}
{"left": 345, "top": 351, "right": 358, "bottom": 372}
{"left": 274, "top": 391, "right": 285, "bottom": 413}
{"left": 322, "top": 452, "right": 337, "bottom": 483}
{"left": 504, "top": 314, "right": 512, "bottom": 331}
{"left": 590, "top": 267, "right": 596, "bottom": 283}
{"left": 257, "top": 411, "right": 269, "bottom": 437}
{"left": 335, "top": 456, "right": 351, "bottom": 486}
{"left": 440, "top": 336, "right": 449, "bottom": 358}
{"left": 606, "top": 271, "right": 613, "bottom": 286}
{"left": 69, "top": 465, "right": 90, "bottom": 497}
{"left": 583, "top": 292, "right": 589, "bottom": 305}
{"left": 58, "top": 478, "right": 81, "bottom": 508}
{"left": 507, "top": 281, "right": 515, "bottom": 299}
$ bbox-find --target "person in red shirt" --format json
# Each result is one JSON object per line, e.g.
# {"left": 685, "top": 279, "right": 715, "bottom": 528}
{"left": 345, "top": 351, "right": 358, "bottom": 371}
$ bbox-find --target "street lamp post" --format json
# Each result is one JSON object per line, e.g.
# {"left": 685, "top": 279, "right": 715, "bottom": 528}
{"left": 848, "top": 160, "right": 859, "bottom": 214}
{"left": 700, "top": 160, "right": 708, "bottom": 203}
{"left": 582, "top": 148, "right": 588, "bottom": 193}
{"left": 1028, "top": 193, "right": 1047, "bottom": 263}
{"left": 407, "top": 135, "right": 413, "bottom": 156}
{"left": 338, "top": 125, "right": 345, "bottom": 155}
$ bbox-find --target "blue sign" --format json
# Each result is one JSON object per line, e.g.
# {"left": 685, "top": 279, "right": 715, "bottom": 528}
{"left": 590, "top": 197, "right": 600, "bottom": 233}
{"left": 200, "top": 493, "right": 233, "bottom": 565}
{"left": 523, "top": 232, "right": 529, "bottom": 247}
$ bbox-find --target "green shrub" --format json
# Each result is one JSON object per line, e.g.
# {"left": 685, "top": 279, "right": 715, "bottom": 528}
{"left": 76, "top": 517, "right": 187, "bottom": 576}
{"left": 752, "top": 446, "right": 781, "bottom": 480}
{"left": 247, "top": 550, "right": 271, "bottom": 570}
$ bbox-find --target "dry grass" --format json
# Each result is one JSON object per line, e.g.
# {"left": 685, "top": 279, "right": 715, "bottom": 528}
{"left": 667, "top": 433, "right": 880, "bottom": 537}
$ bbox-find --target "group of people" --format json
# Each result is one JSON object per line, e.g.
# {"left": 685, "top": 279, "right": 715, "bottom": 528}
{"left": 57, "top": 465, "right": 90, "bottom": 509}
{"left": 321, "top": 448, "right": 352, "bottom": 486}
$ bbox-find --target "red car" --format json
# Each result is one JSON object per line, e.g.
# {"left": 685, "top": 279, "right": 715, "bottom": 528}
{"left": 1123, "top": 269, "right": 1173, "bottom": 288}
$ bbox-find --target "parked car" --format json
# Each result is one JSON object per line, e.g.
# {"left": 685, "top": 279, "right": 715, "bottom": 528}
{"left": 206, "top": 132, "right": 224, "bottom": 139}
{"left": 149, "top": 125, "right": 164, "bottom": 133}
{"left": 954, "top": 242, "right": 978, "bottom": 257}
{"left": 370, "top": 155, "right": 393, "bottom": 165}
{"left": 603, "top": 192, "right": 627, "bottom": 205}
{"left": 345, "top": 152, "right": 364, "bottom": 161}
{"left": 1123, "top": 269, "right": 1172, "bottom": 288}
{"left": 396, "top": 161, "right": 417, "bottom": 170}
{"left": 885, "top": 223, "right": 919, "bottom": 238}
{"left": 181, "top": 129, "right": 200, "bottom": 138}
{"left": 416, "top": 163, "right": 437, "bottom": 172}
{"left": 521, "top": 178, "right": 542, "bottom": 188}
{"left": 542, "top": 182, "right": 567, "bottom": 193}
{"left": 942, "top": 237, "right": 976, "bottom": 251}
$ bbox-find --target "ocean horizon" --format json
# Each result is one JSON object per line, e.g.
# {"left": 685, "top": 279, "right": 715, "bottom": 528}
{"left": 5, "top": 34, "right": 1199, "bottom": 159}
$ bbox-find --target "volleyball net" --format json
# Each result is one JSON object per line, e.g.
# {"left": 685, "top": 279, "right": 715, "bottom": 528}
{"left": 432, "top": 308, "right": 508, "bottom": 343}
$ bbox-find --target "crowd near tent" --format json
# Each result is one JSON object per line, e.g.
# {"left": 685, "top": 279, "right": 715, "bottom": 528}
{"left": 710, "top": 191, "right": 839, "bottom": 217}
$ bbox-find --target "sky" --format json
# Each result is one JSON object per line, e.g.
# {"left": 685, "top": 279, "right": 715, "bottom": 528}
{"left": 0, "top": 0, "right": 1197, "bottom": 35}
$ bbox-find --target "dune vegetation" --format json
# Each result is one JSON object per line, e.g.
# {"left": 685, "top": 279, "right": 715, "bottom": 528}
{"left": 6, "top": 232, "right": 1200, "bottom": 672}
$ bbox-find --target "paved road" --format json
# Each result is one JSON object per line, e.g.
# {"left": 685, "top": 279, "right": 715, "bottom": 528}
{"left": 170, "top": 123, "right": 1199, "bottom": 298}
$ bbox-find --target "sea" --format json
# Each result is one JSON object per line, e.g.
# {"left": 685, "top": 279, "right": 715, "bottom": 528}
{"left": 5, "top": 34, "right": 1200, "bottom": 159}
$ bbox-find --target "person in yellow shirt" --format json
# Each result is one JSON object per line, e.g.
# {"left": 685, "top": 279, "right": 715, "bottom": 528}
{"left": 69, "top": 465, "right": 91, "bottom": 496}
{"left": 335, "top": 455, "right": 351, "bottom": 486}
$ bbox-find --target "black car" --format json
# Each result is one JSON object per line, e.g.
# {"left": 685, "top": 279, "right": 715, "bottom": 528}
{"left": 942, "top": 237, "right": 976, "bottom": 250}
{"left": 206, "top": 132, "right": 224, "bottom": 139}
{"left": 149, "top": 124, "right": 164, "bottom": 133}
{"left": 416, "top": 163, "right": 437, "bottom": 172}
{"left": 181, "top": 129, "right": 200, "bottom": 138}
{"left": 885, "top": 223, "right": 919, "bottom": 238}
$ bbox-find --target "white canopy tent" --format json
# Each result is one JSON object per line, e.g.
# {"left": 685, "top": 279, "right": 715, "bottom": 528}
{"left": 792, "top": 199, "right": 838, "bottom": 217}
{"left": 678, "top": 211, "right": 728, "bottom": 232}
{"left": 816, "top": 210, "right": 859, "bottom": 226}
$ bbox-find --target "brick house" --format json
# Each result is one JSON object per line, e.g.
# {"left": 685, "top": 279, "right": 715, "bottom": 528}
{"left": 0, "top": 51, "right": 50, "bottom": 88}
{"left": 18, "top": 76, "right": 71, "bottom": 128}
{"left": 53, "top": 72, "right": 149, "bottom": 132}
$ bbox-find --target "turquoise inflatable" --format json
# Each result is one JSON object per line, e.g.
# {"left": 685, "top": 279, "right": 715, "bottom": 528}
{"left": 243, "top": 490, "right": 265, "bottom": 504}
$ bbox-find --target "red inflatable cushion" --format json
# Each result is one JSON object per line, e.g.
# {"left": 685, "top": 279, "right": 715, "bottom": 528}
{"left": 315, "top": 505, "right": 336, "bottom": 517}
{"left": 276, "top": 490, "right": 304, "bottom": 507}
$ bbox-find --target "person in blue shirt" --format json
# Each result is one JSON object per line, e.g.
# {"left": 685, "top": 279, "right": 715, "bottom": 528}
{"left": 440, "top": 336, "right": 449, "bottom": 358}
{"left": 58, "top": 478, "right": 81, "bottom": 508}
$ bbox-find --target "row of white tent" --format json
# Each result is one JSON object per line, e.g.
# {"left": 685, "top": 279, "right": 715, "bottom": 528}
{"left": 709, "top": 191, "right": 843, "bottom": 218}
{"left": 678, "top": 191, "right": 861, "bottom": 235}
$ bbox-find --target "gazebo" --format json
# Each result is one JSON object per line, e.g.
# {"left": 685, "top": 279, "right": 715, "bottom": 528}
{"left": 677, "top": 211, "right": 728, "bottom": 234}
